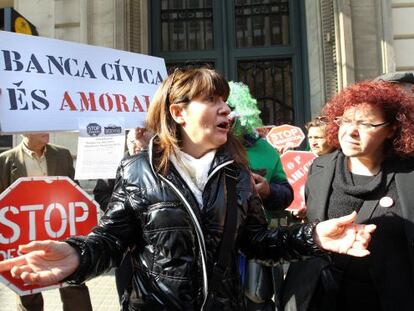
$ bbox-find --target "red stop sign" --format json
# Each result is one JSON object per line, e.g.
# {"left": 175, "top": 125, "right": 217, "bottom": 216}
{"left": 266, "top": 124, "right": 305, "bottom": 152}
{"left": 0, "top": 176, "right": 99, "bottom": 295}
{"left": 280, "top": 151, "right": 316, "bottom": 211}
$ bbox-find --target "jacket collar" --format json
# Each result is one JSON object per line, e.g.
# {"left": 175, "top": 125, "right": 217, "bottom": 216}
{"left": 394, "top": 159, "right": 414, "bottom": 239}
{"left": 307, "top": 150, "right": 414, "bottom": 230}
{"left": 14, "top": 142, "right": 58, "bottom": 177}
{"left": 147, "top": 135, "right": 234, "bottom": 177}
{"left": 10, "top": 143, "right": 28, "bottom": 181}
{"left": 148, "top": 136, "right": 159, "bottom": 177}
{"left": 208, "top": 144, "right": 234, "bottom": 174}
{"left": 45, "top": 144, "right": 57, "bottom": 175}
{"left": 306, "top": 150, "right": 339, "bottom": 221}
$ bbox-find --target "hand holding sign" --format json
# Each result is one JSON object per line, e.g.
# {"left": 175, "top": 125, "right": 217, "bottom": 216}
{"left": 0, "top": 176, "right": 99, "bottom": 295}
{"left": 0, "top": 240, "right": 78, "bottom": 286}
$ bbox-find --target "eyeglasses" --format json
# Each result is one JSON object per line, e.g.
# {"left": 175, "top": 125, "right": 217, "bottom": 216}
{"left": 333, "top": 117, "right": 389, "bottom": 131}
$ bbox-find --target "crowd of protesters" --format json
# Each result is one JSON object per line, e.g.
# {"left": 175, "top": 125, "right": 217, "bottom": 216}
{"left": 0, "top": 69, "right": 413, "bottom": 311}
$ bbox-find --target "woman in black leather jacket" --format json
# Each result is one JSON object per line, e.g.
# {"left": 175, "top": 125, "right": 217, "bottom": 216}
{"left": 0, "top": 67, "right": 375, "bottom": 310}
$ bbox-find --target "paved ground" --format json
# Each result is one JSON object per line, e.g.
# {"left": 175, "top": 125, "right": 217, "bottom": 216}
{"left": 0, "top": 270, "right": 119, "bottom": 311}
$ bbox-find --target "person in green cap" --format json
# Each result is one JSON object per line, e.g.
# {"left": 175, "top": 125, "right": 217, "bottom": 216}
{"left": 227, "top": 81, "right": 294, "bottom": 310}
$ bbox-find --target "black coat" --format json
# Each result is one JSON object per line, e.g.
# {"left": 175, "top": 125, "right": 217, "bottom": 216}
{"left": 66, "top": 138, "right": 321, "bottom": 310}
{"left": 283, "top": 150, "right": 414, "bottom": 311}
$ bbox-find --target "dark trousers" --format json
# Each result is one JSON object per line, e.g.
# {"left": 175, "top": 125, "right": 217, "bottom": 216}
{"left": 17, "top": 283, "right": 92, "bottom": 311}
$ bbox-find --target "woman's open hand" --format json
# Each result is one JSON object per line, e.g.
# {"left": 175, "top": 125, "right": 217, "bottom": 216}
{"left": 0, "top": 240, "right": 79, "bottom": 286}
{"left": 314, "top": 211, "right": 376, "bottom": 257}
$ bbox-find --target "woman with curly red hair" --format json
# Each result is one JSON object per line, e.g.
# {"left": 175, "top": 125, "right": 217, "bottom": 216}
{"left": 283, "top": 81, "right": 414, "bottom": 311}
{"left": 323, "top": 81, "right": 414, "bottom": 156}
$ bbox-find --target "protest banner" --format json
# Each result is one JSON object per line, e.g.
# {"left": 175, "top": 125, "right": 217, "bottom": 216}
{"left": 0, "top": 31, "right": 167, "bottom": 133}
{"left": 280, "top": 151, "right": 316, "bottom": 211}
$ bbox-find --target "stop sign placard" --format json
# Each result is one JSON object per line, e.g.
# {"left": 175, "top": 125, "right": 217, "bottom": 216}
{"left": 280, "top": 151, "right": 316, "bottom": 211}
{"left": 266, "top": 124, "right": 305, "bottom": 152}
{"left": 0, "top": 176, "right": 99, "bottom": 295}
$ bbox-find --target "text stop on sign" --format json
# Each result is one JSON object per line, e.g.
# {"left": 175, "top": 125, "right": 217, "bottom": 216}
{"left": 0, "top": 176, "right": 99, "bottom": 295}
{"left": 266, "top": 124, "right": 305, "bottom": 152}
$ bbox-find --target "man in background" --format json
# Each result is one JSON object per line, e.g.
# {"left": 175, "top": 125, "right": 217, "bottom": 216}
{"left": 0, "top": 133, "right": 92, "bottom": 311}
{"left": 306, "top": 117, "right": 335, "bottom": 156}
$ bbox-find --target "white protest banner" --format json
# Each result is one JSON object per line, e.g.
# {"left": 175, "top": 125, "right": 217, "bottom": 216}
{"left": 0, "top": 31, "right": 167, "bottom": 133}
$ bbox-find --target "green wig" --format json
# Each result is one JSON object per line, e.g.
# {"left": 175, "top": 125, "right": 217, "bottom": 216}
{"left": 227, "top": 81, "right": 263, "bottom": 136}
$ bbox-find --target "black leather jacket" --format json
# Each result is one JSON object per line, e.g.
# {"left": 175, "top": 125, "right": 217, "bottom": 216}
{"left": 66, "top": 138, "right": 320, "bottom": 310}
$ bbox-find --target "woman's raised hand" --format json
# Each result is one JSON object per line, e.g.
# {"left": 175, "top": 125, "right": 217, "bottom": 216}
{"left": 0, "top": 240, "right": 79, "bottom": 286}
{"left": 314, "top": 211, "right": 376, "bottom": 257}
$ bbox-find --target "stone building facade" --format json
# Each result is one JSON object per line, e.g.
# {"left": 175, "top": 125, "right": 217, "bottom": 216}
{"left": 0, "top": 0, "right": 412, "bottom": 155}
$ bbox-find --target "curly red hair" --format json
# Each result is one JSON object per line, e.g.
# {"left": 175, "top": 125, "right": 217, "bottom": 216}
{"left": 322, "top": 81, "right": 414, "bottom": 156}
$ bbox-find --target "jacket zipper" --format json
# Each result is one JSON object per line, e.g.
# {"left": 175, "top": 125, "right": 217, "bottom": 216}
{"left": 148, "top": 137, "right": 235, "bottom": 307}
{"left": 206, "top": 160, "right": 234, "bottom": 186}
{"left": 199, "top": 160, "right": 235, "bottom": 310}
{"left": 158, "top": 174, "right": 209, "bottom": 303}
{"left": 159, "top": 163, "right": 235, "bottom": 308}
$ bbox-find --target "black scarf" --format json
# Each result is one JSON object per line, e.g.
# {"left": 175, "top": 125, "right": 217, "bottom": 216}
{"left": 327, "top": 152, "right": 386, "bottom": 219}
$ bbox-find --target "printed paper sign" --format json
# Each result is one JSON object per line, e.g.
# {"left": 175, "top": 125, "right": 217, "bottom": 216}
{"left": 75, "top": 118, "right": 126, "bottom": 180}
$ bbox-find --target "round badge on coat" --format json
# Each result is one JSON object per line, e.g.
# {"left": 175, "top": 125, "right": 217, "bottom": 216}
{"left": 379, "top": 196, "right": 394, "bottom": 208}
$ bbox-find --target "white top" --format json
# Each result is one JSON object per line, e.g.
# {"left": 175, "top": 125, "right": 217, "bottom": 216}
{"left": 21, "top": 143, "right": 48, "bottom": 176}
{"left": 169, "top": 148, "right": 216, "bottom": 208}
